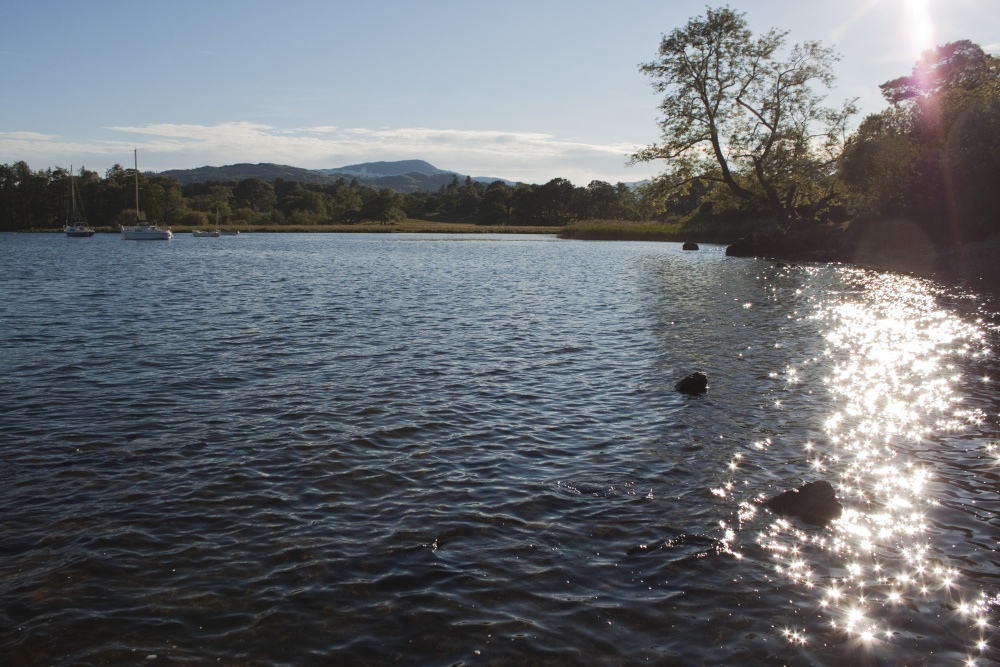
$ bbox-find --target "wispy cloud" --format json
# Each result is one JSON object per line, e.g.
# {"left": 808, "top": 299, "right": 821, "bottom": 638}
{"left": 0, "top": 131, "right": 59, "bottom": 141}
{"left": 0, "top": 122, "right": 655, "bottom": 185}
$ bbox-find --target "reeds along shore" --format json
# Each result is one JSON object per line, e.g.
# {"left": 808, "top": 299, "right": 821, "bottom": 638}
{"left": 558, "top": 217, "right": 794, "bottom": 244}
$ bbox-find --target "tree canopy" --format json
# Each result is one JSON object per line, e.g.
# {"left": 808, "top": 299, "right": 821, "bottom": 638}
{"left": 632, "top": 6, "right": 856, "bottom": 220}
{"left": 840, "top": 40, "right": 1000, "bottom": 244}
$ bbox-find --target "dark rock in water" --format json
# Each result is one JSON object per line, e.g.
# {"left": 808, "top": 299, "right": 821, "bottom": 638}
{"left": 765, "top": 480, "right": 842, "bottom": 524}
{"left": 675, "top": 372, "right": 708, "bottom": 394}
{"left": 682, "top": 242, "right": 699, "bottom": 251}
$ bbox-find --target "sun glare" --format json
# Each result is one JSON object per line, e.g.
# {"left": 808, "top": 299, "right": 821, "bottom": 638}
{"left": 904, "top": 0, "right": 935, "bottom": 57}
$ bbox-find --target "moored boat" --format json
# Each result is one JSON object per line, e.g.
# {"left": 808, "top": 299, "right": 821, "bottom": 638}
{"left": 193, "top": 208, "right": 222, "bottom": 237}
{"left": 65, "top": 224, "right": 95, "bottom": 238}
{"left": 63, "top": 166, "right": 95, "bottom": 237}
{"left": 122, "top": 224, "right": 173, "bottom": 240}
{"left": 121, "top": 150, "right": 172, "bottom": 241}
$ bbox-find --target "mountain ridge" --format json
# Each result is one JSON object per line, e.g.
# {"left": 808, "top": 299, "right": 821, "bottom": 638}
{"left": 315, "top": 159, "right": 446, "bottom": 178}
{"left": 157, "top": 160, "right": 515, "bottom": 192}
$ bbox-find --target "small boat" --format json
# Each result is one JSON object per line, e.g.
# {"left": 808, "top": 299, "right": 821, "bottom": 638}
{"left": 64, "top": 224, "right": 95, "bottom": 237}
{"left": 220, "top": 230, "right": 240, "bottom": 236}
{"left": 63, "top": 166, "right": 95, "bottom": 237}
{"left": 193, "top": 208, "right": 222, "bottom": 237}
{"left": 121, "top": 150, "right": 172, "bottom": 241}
{"left": 121, "top": 224, "right": 173, "bottom": 240}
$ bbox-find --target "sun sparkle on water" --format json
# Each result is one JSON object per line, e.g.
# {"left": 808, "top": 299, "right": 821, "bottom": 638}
{"left": 739, "top": 268, "right": 996, "bottom": 660}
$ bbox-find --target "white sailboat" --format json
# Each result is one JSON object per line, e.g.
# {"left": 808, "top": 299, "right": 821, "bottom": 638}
{"left": 121, "top": 150, "right": 172, "bottom": 241}
{"left": 192, "top": 208, "right": 221, "bottom": 237}
{"left": 63, "top": 166, "right": 95, "bottom": 237}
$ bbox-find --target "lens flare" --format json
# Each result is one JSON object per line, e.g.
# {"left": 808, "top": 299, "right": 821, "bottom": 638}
{"left": 905, "top": 0, "right": 935, "bottom": 57}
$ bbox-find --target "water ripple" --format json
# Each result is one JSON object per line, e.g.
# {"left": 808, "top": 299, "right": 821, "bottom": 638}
{"left": 1, "top": 234, "right": 998, "bottom": 665}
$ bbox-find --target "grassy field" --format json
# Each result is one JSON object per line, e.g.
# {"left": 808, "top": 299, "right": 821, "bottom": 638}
{"left": 559, "top": 220, "right": 687, "bottom": 241}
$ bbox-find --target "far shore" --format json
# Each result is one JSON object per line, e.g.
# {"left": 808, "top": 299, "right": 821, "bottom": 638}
{"left": 14, "top": 220, "right": 561, "bottom": 236}
{"left": 14, "top": 217, "right": 1000, "bottom": 289}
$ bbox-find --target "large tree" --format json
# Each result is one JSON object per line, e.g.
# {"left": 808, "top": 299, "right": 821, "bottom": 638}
{"left": 632, "top": 6, "right": 856, "bottom": 219}
{"left": 360, "top": 188, "right": 405, "bottom": 224}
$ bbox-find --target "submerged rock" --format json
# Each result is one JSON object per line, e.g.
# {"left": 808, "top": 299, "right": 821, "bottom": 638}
{"left": 675, "top": 372, "right": 708, "bottom": 394}
{"left": 682, "top": 242, "right": 699, "bottom": 251}
{"left": 765, "top": 480, "right": 842, "bottom": 525}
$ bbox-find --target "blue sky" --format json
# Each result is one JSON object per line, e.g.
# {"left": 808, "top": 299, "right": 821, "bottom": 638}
{"left": 2, "top": 0, "right": 998, "bottom": 185}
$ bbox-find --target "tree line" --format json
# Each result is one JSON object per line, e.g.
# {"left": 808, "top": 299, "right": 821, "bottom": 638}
{"left": 0, "top": 162, "right": 666, "bottom": 232}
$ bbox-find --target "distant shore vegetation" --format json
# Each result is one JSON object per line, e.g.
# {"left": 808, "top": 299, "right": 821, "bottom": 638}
{"left": 0, "top": 167, "right": 658, "bottom": 235}
{"left": 2, "top": 6, "right": 998, "bottom": 274}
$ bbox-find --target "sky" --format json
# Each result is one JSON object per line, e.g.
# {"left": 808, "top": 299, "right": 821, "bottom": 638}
{"left": 2, "top": 0, "right": 998, "bottom": 186}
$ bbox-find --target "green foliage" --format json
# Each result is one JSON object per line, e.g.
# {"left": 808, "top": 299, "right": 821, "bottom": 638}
{"left": 233, "top": 178, "right": 276, "bottom": 212}
{"left": 879, "top": 40, "right": 997, "bottom": 106}
{"left": 180, "top": 210, "right": 210, "bottom": 227}
{"left": 145, "top": 176, "right": 185, "bottom": 224}
{"left": 478, "top": 182, "right": 515, "bottom": 225}
{"left": 841, "top": 40, "right": 1000, "bottom": 245}
{"left": 328, "top": 180, "right": 362, "bottom": 220}
{"left": 360, "top": 188, "right": 406, "bottom": 224}
{"left": 115, "top": 209, "right": 141, "bottom": 227}
{"left": 839, "top": 107, "right": 917, "bottom": 218}
{"left": 633, "top": 6, "right": 855, "bottom": 220}
{"left": 282, "top": 186, "right": 329, "bottom": 218}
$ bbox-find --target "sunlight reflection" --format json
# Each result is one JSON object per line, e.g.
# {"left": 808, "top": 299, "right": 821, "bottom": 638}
{"left": 750, "top": 268, "right": 995, "bottom": 660}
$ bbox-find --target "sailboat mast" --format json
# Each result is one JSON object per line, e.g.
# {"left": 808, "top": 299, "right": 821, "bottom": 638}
{"left": 134, "top": 149, "right": 140, "bottom": 220}
{"left": 69, "top": 165, "right": 77, "bottom": 220}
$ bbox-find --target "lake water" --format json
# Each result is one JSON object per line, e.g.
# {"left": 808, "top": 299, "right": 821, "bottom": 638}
{"left": 2, "top": 232, "right": 999, "bottom": 666}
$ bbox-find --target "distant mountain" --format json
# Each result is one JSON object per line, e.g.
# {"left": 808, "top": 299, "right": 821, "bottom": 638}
{"left": 156, "top": 159, "right": 515, "bottom": 192}
{"left": 158, "top": 163, "right": 340, "bottom": 186}
{"left": 316, "top": 159, "right": 446, "bottom": 178}
{"left": 318, "top": 159, "right": 511, "bottom": 187}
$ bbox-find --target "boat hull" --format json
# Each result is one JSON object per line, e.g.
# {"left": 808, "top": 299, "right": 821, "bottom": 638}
{"left": 65, "top": 227, "right": 95, "bottom": 237}
{"left": 122, "top": 225, "right": 172, "bottom": 240}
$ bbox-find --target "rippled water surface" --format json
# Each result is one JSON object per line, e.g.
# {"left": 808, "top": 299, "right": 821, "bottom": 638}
{"left": 2, "top": 232, "right": 999, "bottom": 666}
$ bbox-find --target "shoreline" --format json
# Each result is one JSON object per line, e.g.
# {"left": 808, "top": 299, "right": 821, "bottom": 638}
{"left": 12, "top": 219, "right": 1000, "bottom": 290}
{"left": 6, "top": 224, "right": 562, "bottom": 235}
